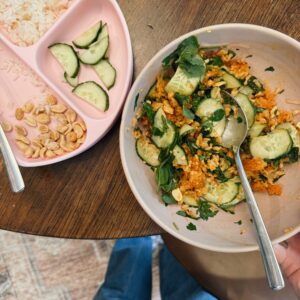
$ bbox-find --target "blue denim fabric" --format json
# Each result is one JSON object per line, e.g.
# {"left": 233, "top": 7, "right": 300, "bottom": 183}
{"left": 94, "top": 237, "right": 217, "bottom": 300}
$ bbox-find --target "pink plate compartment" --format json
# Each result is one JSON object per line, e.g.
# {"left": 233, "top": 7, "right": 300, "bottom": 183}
{"left": 0, "top": 0, "right": 133, "bottom": 167}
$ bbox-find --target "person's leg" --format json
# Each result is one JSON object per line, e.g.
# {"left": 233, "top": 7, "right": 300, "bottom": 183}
{"left": 94, "top": 237, "right": 152, "bottom": 300}
{"left": 159, "top": 244, "right": 217, "bottom": 300}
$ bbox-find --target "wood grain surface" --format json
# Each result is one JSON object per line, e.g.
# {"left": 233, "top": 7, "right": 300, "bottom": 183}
{"left": 0, "top": 0, "right": 299, "bottom": 239}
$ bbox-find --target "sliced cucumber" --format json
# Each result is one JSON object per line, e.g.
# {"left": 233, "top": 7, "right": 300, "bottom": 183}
{"left": 203, "top": 177, "right": 239, "bottom": 205}
{"left": 98, "top": 23, "right": 108, "bottom": 40}
{"left": 136, "top": 137, "right": 160, "bottom": 167}
{"left": 234, "top": 93, "right": 255, "bottom": 127}
{"left": 277, "top": 123, "right": 300, "bottom": 149}
{"left": 220, "top": 185, "right": 245, "bottom": 209}
{"left": 72, "top": 21, "right": 102, "bottom": 49}
{"left": 179, "top": 124, "right": 195, "bottom": 136}
{"left": 151, "top": 108, "right": 176, "bottom": 149}
{"left": 93, "top": 59, "right": 116, "bottom": 89}
{"left": 165, "top": 65, "right": 203, "bottom": 96}
{"left": 183, "top": 194, "right": 198, "bottom": 206}
{"left": 239, "top": 85, "right": 253, "bottom": 96}
{"left": 196, "top": 98, "right": 226, "bottom": 136}
{"left": 222, "top": 72, "right": 241, "bottom": 89}
{"left": 173, "top": 145, "right": 188, "bottom": 165}
{"left": 72, "top": 81, "right": 109, "bottom": 111}
{"left": 146, "top": 82, "right": 157, "bottom": 99}
{"left": 248, "top": 122, "right": 266, "bottom": 138}
{"left": 79, "top": 36, "right": 109, "bottom": 65}
{"left": 49, "top": 43, "right": 79, "bottom": 78}
{"left": 64, "top": 72, "right": 78, "bottom": 87}
{"left": 250, "top": 129, "right": 292, "bottom": 160}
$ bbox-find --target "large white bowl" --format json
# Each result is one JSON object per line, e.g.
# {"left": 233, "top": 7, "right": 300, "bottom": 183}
{"left": 120, "top": 24, "right": 300, "bottom": 253}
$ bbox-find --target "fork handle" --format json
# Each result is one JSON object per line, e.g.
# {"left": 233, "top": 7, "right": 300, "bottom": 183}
{"left": 235, "top": 151, "right": 284, "bottom": 290}
{"left": 0, "top": 126, "right": 25, "bottom": 193}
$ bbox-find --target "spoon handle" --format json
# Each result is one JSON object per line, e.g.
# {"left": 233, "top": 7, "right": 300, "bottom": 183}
{"left": 235, "top": 151, "right": 284, "bottom": 290}
{"left": 0, "top": 125, "right": 25, "bottom": 193}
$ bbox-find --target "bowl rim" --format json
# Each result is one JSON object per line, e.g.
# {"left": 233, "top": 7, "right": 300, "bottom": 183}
{"left": 120, "top": 23, "right": 300, "bottom": 253}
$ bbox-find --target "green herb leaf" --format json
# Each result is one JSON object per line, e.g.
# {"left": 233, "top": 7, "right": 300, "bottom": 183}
{"left": 185, "top": 138, "right": 197, "bottom": 155}
{"left": 245, "top": 54, "right": 253, "bottom": 58}
{"left": 186, "top": 222, "right": 197, "bottom": 231}
{"left": 213, "top": 166, "right": 228, "bottom": 183}
{"left": 278, "top": 89, "right": 285, "bottom": 94}
{"left": 198, "top": 201, "right": 218, "bottom": 221}
{"left": 192, "top": 94, "right": 203, "bottom": 112}
{"left": 210, "top": 109, "right": 225, "bottom": 122}
{"left": 209, "top": 56, "right": 223, "bottom": 66}
{"left": 237, "top": 116, "right": 243, "bottom": 123}
{"left": 152, "top": 127, "right": 164, "bottom": 137}
{"left": 162, "top": 194, "right": 177, "bottom": 205}
{"left": 162, "top": 36, "right": 199, "bottom": 68}
{"left": 247, "top": 76, "right": 264, "bottom": 93}
{"left": 228, "top": 49, "right": 236, "bottom": 58}
{"left": 142, "top": 102, "right": 155, "bottom": 124}
{"left": 255, "top": 107, "right": 265, "bottom": 113}
{"left": 199, "top": 155, "right": 206, "bottom": 160}
{"left": 175, "top": 93, "right": 189, "bottom": 106}
{"left": 234, "top": 220, "right": 242, "bottom": 225}
{"left": 183, "top": 106, "right": 195, "bottom": 120}
{"left": 176, "top": 210, "right": 187, "bottom": 217}
{"left": 265, "top": 66, "right": 275, "bottom": 72}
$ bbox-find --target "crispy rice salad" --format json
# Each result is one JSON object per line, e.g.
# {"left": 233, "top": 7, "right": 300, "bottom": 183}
{"left": 133, "top": 36, "right": 300, "bottom": 221}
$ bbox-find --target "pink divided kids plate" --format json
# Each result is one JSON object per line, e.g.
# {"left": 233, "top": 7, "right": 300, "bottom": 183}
{"left": 0, "top": 0, "right": 133, "bottom": 167}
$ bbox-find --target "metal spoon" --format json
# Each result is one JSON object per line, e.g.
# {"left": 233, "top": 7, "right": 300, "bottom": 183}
{"left": 0, "top": 125, "right": 25, "bottom": 193}
{"left": 221, "top": 90, "right": 284, "bottom": 291}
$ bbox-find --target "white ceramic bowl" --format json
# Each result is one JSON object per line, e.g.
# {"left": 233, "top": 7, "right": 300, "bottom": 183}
{"left": 120, "top": 24, "right": 300, "bottom": 252}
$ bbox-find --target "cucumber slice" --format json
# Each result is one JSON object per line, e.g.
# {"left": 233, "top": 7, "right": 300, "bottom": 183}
{"left": 250, "top": 129, "right": 292, "bottom": 160}
{"left": 165, "top": 65, "right": 202, "bottom": 96}
{"left": 72, "top": 21, "right": 102, "bottom": 49}
{"left": 136, "top": 137, "right": 160, "bottom": 167}
{"left": 248, "top": 122, "right": 266, "bottom": 138}
{"left": 203, "top": 177, "right": 239, "bottom": 205}
{"left": 220, "top": 185, "right": 245, "bottom": 209}
{"left": 179, "top": 124, "right": 195, "bottom": 136}
{"left": 72, "top": 81, "right": 109, "bottom": 111}
{"left": 196, "top": 98, "right": 226, "bottom": 136}
{"left": 146, "top": 81, "right": 157, "bottom": 99}
{"left": 222, "top": 72, "right": 241, "bottom": 89}
{"left": 277, "top": 123, "right": 300, "bottom": 149}
{"left": 234, "top": 93, "right": 255, "bottom": 127}
{"left": 93, "top": 59, "right": 116, "bottom": 89}
{"left": 79, "top": 36, "right": 109, "bottom": 65}
{"left": 98, "top": 23, "right": 108, "bottom": 40}
{"left": 239, "top": 86, "right": 253, "bottom": 96}
{"left": 183, "top": 194, "right": 198, "bottom": 206}
{"left": 173, "top": 145, "right": 188, "bottom": 165}
{"left": 64, "top": 72, "right": 78, "bottom": 87}
{"left": 49, "top": 43, "right": 79, "bottom": 78}
{"left": 151, "top": 108, "right": 176, "bottom": 149}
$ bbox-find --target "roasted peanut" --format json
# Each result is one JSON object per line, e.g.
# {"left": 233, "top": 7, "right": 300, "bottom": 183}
{"left": 15, "top": 125, "right": 28, "bottom": 136}
{"left": 66, "top": 131, "right": 77, "bottom": 143}
{"left": 38, "top": 125, "right": 49, "bottom": 133}
{"left": 45, "top": 150, "right": 56, "bottom": 158}
{"left": 24, "top": 115, "right": 37, "bottom": 127}
{"left": 73, "top": 124, "right": 84, "bottom": 139}
{"left": 22, "top": 102, "right": 34, "bottom": 113}
{"left": 46, "top": 95, "right": 58, "bottom": 105}
{"left": 65, "top": 109, "right": 77, "bottom": 123}
{"left": 15, "top": 108, "right": 24, "bottom": 120}
{"left": 15, "top": 134, "right": 30, "bottom": 145}
{"left": 51, "top": 104, "right": 67, "bottom": 113}
{"left": 36, "top": 113, "right": 50, "bottom": 124}
{"left": 1, "top": 121, "right": 13, "bottom": 132}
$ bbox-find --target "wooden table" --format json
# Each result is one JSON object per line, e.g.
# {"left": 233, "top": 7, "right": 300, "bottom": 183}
{"left": 0, "top": 0, "right": 299, "bottom": 239}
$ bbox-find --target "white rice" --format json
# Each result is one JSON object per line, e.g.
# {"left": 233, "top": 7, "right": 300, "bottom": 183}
{"left": 0, "top": 0, "right": 74, "bottom": 46}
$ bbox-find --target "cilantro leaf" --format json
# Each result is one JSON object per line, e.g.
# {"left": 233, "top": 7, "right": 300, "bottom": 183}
{"left": 208, "top": 56, "right": 223, "bottom": 66}
{"left": 265, "top": 66, "right": 275, "bottom": 72}
{"left": 142, "top": 102, "right": 155, "bottom": 124}
{"left": 183, "top": 106, "right": 195, "bottom": 120}
{"left": 186, "top": 222, "right": 197, "bottom": 231}
{"left": 175, "top": 93, "right": 189, "bottom": 105}
{"left": 210, "top": 109, "right": 225, "bottom": 122}
{"left": 198, "top": 201, "right": 218, "bottom": 221}
{"left": 176, "top": 210, "right": 187, "bottom": 217}
{"left": 134, "top": 93, "right": 139, "bottom": 111}
{"left": 162, "top": 194, "right": 177, "bottom": 205}
{"left": 287, "top": 147, "right": 299, "bottom": 163}
{"left": 234, "top": 220, "right": 242, "bottom": 225}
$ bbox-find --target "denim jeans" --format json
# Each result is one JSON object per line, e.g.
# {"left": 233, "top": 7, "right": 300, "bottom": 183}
{"left": 94, "top": 237, "right": 217, "bottom": 300}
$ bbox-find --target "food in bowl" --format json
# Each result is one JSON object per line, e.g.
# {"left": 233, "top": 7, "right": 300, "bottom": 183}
{"left": 132, "top": 35, "right": 300, "bottom": 221}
